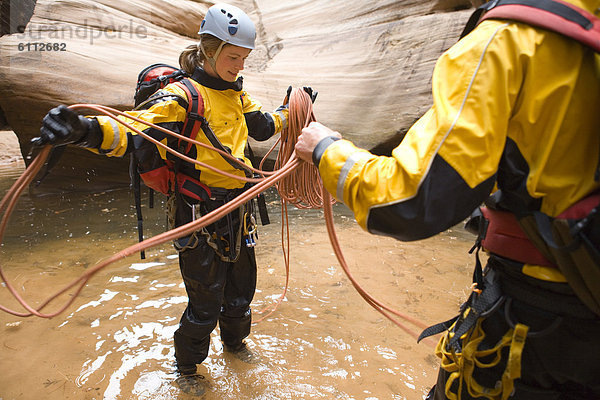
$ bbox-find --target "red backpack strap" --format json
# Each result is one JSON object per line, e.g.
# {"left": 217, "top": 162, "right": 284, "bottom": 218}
{"left": 173, "top": 79, "right": 205, "bottom": 154}
{"left": 174, "top": 79, "right": 255, "bottom": 178}
{"left": 461, "top": 0, "right": 600, "bottom": 53}
{"left": 177, "top": 175, "right": 212, "bottom": 202}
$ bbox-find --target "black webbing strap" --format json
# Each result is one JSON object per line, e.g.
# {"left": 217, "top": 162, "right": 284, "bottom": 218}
{"left": 180, "top": 177, "right": 211, "bottom": 202}
{"left": 129, "top": 154, "right": 146, "bottom": 259}
{"left": 417, "top": 314, "right": 460, "bottom": 344}
{"left": 245, "top": 143, "right": 270, "bottom": 225}
{"left": 460, "top": 1, "right": 494, "bottom": 38}
{"left": 447, "top": 279, "right": 503, "bottom": 351}
{"left": 418, "top": 247, "right": 503, "bottom": 351}
{"left": 257, "top": 193, "right": 270, "bottom": 225}
{"left": 149, "top": 188, "right": 154, "bottom": 209}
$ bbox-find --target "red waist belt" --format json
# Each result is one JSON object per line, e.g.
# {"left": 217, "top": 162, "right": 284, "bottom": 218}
{"left": 480, "top": 193, "right": 600, "bottom": 268}
{"left": 480, "top": 207, "right": 555, "bottom": 267}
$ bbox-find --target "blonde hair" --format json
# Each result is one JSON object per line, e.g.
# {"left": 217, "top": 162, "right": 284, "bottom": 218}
{"left": 178, "top": 34, "right": 224, "bottom": 75}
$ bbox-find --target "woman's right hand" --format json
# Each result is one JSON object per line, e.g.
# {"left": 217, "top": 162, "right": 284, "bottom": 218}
{"left": 33, "top": 105, "right": 92, "bottom": 147}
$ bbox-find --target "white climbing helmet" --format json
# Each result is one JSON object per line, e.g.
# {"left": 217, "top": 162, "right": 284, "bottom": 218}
{"left": 198, "top": 3, "right": 256, "bottom": 50}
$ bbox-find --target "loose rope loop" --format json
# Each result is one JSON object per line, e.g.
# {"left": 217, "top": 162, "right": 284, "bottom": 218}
{"left": 0, "top": 108, "right": 300, "bottom": 317}
{"left": 0, "top": 89, "right": 434, "bottom": 347}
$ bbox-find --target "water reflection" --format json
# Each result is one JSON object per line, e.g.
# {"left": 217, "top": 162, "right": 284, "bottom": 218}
{"left": 0, "top": 163, "right": 475, "bottom": 399}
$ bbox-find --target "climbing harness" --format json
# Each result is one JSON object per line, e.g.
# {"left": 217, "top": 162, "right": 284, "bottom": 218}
{"left": 435, "top": 317, "right": 529, "bottom": 400}
{"left": 420, "top": 264, "right": 571, "bottom": 400}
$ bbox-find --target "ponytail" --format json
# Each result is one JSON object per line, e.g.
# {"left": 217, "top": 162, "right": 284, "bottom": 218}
{"left": 178, "top": 34, "right": 225, "bottom": 75}
{"left": 178, "top": 44, "right": 204, "bottom": 75}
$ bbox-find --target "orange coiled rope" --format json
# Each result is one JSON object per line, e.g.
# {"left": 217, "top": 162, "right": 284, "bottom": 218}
{"left": 258, "top": 89, "right": 434, "bottom": 343}
{"left": 274, "top": 89, "right": 333, "bottom": 209}
{"left": 253, "top": 88, "right": 335, "bottom": 323}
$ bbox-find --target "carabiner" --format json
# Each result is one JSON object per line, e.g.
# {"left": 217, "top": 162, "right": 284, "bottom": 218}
{"left": 245, "top": 215, "right": 258, "bottom": 247}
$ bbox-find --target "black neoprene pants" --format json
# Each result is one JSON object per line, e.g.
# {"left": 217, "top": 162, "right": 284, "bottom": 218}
{"left": 173, "top": 236, "right": 257, "bottom": 371}
{"left": 172, "top": 194, "right": 257, "bottom": 372}
{"left": 428, "top": 256, "right": 600, "bottom": 400}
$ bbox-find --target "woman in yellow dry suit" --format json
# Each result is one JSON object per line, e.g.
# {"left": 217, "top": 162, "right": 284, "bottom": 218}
{"left": 296, "top": 0, "right": 600, "bottom": 399}
{"left": 34, "top": 3, "right": 315, "bottom": 396}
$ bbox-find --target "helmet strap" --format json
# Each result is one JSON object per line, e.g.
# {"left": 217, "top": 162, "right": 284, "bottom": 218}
{"left": 200, "top": 40, "right": 226, "bottom": 80}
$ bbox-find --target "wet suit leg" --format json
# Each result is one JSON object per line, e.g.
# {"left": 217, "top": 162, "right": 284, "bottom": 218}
{"left": 174, "top": 236, "right": 225, "bottom": 373}
{"left": 173, "top": 193, "right": 258, "bottom": 371}
{"left": 219, "top": 243, "right": 257, "bottom": 349}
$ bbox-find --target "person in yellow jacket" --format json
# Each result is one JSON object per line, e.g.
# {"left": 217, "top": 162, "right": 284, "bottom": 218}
{"left": 296, "top": 0, "right": 600, "bottom": 398}
{"left": 34, "top": 3, "right": 315, "bottom": 396}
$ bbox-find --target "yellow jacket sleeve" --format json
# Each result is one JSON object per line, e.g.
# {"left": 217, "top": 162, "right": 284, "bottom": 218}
{"left": 89, "top": 85, "right": 188, "bottom": 157}
{"left": 242, "top": 91, "right": 288, "bottom": 141}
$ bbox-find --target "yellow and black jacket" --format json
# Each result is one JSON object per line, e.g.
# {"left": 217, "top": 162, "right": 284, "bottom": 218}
{"left": 90, "top": 67, "right": 288, "bottom": 190}
{"left": 314, "top": 0, "right": 600, "bottom": 282}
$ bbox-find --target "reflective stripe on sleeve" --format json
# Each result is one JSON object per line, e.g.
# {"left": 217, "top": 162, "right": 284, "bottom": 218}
{"left": 107, "top": 118, "right": 121, "bottom": 150}
{"left": 274, "top": 110, "right": 288, "bottom": 130}
{"left": 337, "top": 152, "right": 371, "bottom": 203}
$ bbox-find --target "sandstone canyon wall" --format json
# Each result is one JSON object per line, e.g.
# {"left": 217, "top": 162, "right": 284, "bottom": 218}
{"left": 0, "top": 0, "right": 473, "bottom": 192}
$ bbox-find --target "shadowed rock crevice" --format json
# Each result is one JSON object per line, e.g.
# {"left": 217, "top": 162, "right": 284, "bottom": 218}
{"left": 430, "top": 0, "right": 474, "bottom": 12}
{"left": 0, "top": 0, "right": 37, "bottom": 37}
{"left": 246, "top": 0, "right": 283, "bottom": 72}
{"left": 0, "top": 106, "right": 8, "bottom": 130}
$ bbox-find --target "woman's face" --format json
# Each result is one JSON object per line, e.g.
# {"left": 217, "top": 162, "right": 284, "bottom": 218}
{"left": 206, "top": 44, "right": 251, "bottom": 82}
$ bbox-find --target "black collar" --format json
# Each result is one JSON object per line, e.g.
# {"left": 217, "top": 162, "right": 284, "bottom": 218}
{"left": 190, "top": 67, "right": 243, "bottom": 91}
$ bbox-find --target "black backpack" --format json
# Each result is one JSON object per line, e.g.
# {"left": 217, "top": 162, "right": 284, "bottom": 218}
{"left": 134, "top": 63, "right": 187, "bottom": 108}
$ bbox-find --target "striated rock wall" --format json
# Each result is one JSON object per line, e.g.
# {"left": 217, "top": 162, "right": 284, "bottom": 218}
{"left": 0, "top": 0, "right": 473, "bottom": 193}
{"left": 247, "top": 0, "right": 473, "bottom": 152}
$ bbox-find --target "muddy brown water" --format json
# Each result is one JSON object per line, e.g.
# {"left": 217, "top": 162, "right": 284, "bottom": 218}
{"left": 0, "top": 161, "right": 477, "bottom": 400}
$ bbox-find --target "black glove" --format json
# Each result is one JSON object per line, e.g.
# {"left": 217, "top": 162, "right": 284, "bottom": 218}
{"left": 284, "top": 85, "right": 292, "bottom": 105}
{"left": 302, "top": 86, "right": 318, "bottom": 103}
{"left": 284, "top": 85, "right": 318, "bottom": 104}
{"left": 32, "top": 105, "right": 101, "bottom": 148}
